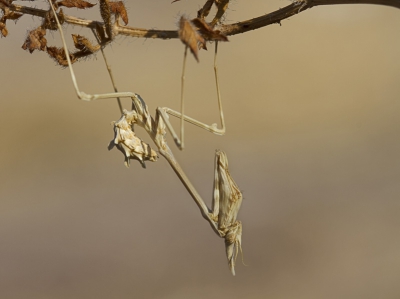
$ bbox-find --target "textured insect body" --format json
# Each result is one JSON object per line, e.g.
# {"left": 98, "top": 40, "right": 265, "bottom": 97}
{"left": 110, "top": 113, "right": 244, "bottom": 273}
{"left": 110, "top": 108, "right": 158, "bottom": 168}
{"left": 211, "top": 150, "right": 243, "bottom": 275}
{"left": 48, "top": 0, "right": 243, "bottom": 275}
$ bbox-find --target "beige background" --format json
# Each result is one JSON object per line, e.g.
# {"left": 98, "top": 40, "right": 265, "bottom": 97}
{"left": 1, "top": 1, "right": 400, "bottom": 298}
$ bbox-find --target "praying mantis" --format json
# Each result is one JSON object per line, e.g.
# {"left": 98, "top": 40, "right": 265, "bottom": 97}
{"left": 47, "top": 0, "right": 244, "bottom": 275}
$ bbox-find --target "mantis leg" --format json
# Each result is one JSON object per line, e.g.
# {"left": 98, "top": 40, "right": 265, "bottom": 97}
{"left": 48, "top": 0, "right": 136, "bottom": 102}
{"left": 157, "top": 42, "right": 226, "bottom": 150}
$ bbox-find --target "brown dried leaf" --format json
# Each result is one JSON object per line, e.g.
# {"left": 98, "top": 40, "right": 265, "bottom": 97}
{"left": 42, "top": 8, "right": 65, "bottom": 30}
{"left": 0, "top": 10, "right": 23, "bottom": 37}
{"left": 109, "top": 1, "right": 128, "bottom": 25}
{"left": 95, "top": 22, "right": 106, "bottom": 42}
{"left": 191, "top": 18, "right": 228, "bottom": 42}
{"left": 72, "top": 34, "right": 100, "bottom": 53}
{"left": 178, "top": 16, "right": 204, "bottom": 62}
{"left": 56, "top": 0, "right": 95, "bottom": 9}
{"left": 0, "top": 22, "right": 8, "bottom": 38}
{"left": 21, "top": 27, "right": 47, "bottom": 53}
{"left": 3, "top": 11, "right": 23, "bottom": 21}
{"left": 99, "top": 0, "right": 112, "bottom": 39}
{"left": 46, "top": 46, "right": 77, "bottom": 66}
{"left": 58, "top": 8, "right": 65, "bottom": 24}
{"left": 47, "top": 35, "right": 99, "bottom": 66}
{"left": 72, "top": 48, "right": 95, "bottom": 60}
{"left": 197, "top": 0, "right": 214, "bottom": 19}
{"left": 0, "top": 0, "right": 10, "bottom": 7}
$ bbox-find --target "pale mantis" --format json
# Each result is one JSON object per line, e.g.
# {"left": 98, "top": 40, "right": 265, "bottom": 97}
{"left": 47, "top": 0, "right": 244, "bottom": 275}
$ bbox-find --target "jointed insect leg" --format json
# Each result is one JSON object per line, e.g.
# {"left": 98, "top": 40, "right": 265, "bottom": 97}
{"left": 158, "top": 41, "right": 226, "bottom": 150}
{"left": 48, "top": 0, "right": 136, "bottom": 103}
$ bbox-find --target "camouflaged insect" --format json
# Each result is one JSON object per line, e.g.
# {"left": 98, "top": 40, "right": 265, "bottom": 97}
{"left": 211, "top": 150, "right": 243, "bottom": 275}
{"left": 48, "top": 0, "right": 243, "bottom": 275}
{"left": 109, "top": 109, "right": 158, "bottom": 168}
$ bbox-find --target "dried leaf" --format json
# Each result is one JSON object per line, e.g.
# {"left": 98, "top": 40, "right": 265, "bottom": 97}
{"left": 99, "top": 0, "right": 112, "bottom": 39}
{"left": 21, "top": 27, "right": 47, "bottom": 53}
{"left": 95, "top": 22, "right": 106, "bottom": 42}
{"left": 56, "top": 0, "right": 95, "bottom": 9}
{"left": 178, "top": 16, "right": 204, "bottom": 62}
{"left": 191, "top": 18, "right": 228, "bottom": 42}
{"left": 2, "top": 11, "right": 23, "bottom": 21}
{"left": 0, "top": 0, "right": 10, "bottom": 7}
{"left": 58, "top": 8, "right": 65, "bottom": 24}
{"left": 197, "top": 0, "right": 214, "bottom": 19}
{"left": 42, "top": 8, "right": 65, "bottom": 30}
{"left": 72, "top": 34, "right": 100, "bottom": 53}
{"left": 46, "top": 46, "right": 77, "bottom": 66}
{"left": 0, "top": 10, "right": 23, "bottom": 37}
{"left": 0, "top": 22, "right": 8, "bottom": 38}
{"left": 109, "top": 1, "right": 128, "bottom": 25}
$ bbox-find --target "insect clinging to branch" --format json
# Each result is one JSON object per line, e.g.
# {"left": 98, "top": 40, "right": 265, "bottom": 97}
{"left": 46, "top": 0, "right": 244, "bottom": 275}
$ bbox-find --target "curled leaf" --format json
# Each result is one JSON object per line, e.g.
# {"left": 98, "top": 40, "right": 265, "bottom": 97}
{"left": 72, "top": 34, "right": 100, "bottom": 53}
{"left": 109, "top": 1, "right": 128, "bottom": 25}
{"left": 99, "top": 0, "right": 112, "bottom": 39}
{"left": 46, "top": 46, "right": 77, "bottom": 66}
{"left": 21, "top": 27, "right": 47, "bottom": 53}
{"left": 42, "top": 8, "right": 65, "bottom": 30}
{"left": 0, "top": 0, "right": 10, "bottom": 7}
{"left": 178, "top": 16, "right": 204, "bottom": 62}
{"left": 2, "top": 11, "right": 23, "bottom": 21}
{"left": 56, "top": 0, "right": 95, "bottom": 9}
{"left": 0, "top": 8, "right": 23, "bottom": 37}
{"left": 94, "top": 22, "right": 106, "bottom": 42}
{"left": 0, "top": 22, "right": 7, "bottom": 38}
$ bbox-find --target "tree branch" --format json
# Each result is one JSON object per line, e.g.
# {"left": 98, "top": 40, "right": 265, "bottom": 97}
{"left": 4, "top": 0, "right": 400, "bottom": 41}
{"left": 220, "top": 0, "right": 400, "bottom": 36}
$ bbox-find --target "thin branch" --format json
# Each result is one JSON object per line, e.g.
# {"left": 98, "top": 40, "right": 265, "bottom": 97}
{"left": 4, "top": 2, "right": 47, "bottom": 18}
{"left": 220, "top": 0, "right": 400, "bottom": 36}
{"left": 210, "top": 0, "right": 230, "bottom": 26}
{"left": 5, "top": 0, "right": 400, "bottom": 41}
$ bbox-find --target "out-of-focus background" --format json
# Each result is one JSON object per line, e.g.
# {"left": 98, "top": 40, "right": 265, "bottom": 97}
{"left": 1, "top": 1, "right": 400, "bottom": 298}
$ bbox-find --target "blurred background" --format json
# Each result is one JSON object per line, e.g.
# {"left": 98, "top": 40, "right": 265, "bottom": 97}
{"left": 1, "top": 0, "right": 400, "bottom": 298}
